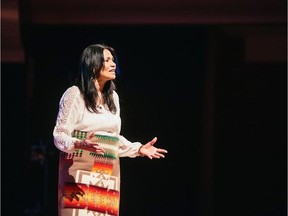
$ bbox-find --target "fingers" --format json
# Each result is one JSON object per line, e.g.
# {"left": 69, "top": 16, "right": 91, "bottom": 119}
{"left": 148, "top": 154, "right": 164, "bottom": 159}
{"left": 80, "top": 140, "right": 105, "bottom": 155}
{"left": 93, "top": 146, "right": 105, "bottom": 155}
{"left": 155, "top": 153, "right": 166, "bottom": 158}
{"left": 145, "top": 148, "right": 167, "bottom": 160}
{"left": 157, "top": 148, "right": 168, "bottom": 153}
{"left": 142, "top": 137, "right": 168, "bottom": 159}
{"left": 152, "top": 151, "right": 166, "bottom": 158}
{"left": 149, "top": 137, "right": 157, "bottom": 146}
{"left": 152, "top": 148, "right": 168, "bottom": 159}
{"left": 87, "top": 131, "right": 95, "bottom": 139}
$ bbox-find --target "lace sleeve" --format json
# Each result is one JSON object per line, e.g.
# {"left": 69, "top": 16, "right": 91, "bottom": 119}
{"left": 53, "top": 86, "right": 81, "bottom": 152}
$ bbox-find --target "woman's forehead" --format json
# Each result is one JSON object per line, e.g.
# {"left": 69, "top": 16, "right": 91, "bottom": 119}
{"left": 103, "top": 49, "right": 114, "bottom": 58}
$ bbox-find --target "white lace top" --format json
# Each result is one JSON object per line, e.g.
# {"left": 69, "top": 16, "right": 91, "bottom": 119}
{"left": 53, "top": 85, "right": 142, "bottom": 157}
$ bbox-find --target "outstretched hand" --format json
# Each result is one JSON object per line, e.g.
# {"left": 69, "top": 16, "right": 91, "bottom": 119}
{"left": 138, "top": 137, "right": 168, "bottom": 159}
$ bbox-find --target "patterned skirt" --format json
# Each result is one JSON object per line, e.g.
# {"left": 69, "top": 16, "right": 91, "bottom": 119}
{"left": 58, "top": 131, "right": 120, "bottom": 216}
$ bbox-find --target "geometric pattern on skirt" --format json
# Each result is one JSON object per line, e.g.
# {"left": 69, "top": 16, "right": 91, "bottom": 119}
{"left": 58, "top": 131, "right": 120, "bottom": 216}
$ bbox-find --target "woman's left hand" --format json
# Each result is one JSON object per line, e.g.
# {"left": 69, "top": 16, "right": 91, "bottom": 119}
{"left": 139, "top": 137, "right": 168, "bottom": 159}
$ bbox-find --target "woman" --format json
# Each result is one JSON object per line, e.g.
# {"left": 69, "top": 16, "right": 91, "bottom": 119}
{"left": 53, "top": 43, "right": 168, "bottom": 216}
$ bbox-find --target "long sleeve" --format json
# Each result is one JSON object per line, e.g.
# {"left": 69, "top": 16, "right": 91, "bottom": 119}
{"left": 113, "top": 91, "right": 142, "bottom": 158}
{"left": 118, "top": 135, "right": 142, "bottom": 157}
{"left": 53, "top": 86, "right": 83, "bottom": 152}
{"left": 53, "top": 88, "right": 143, "bottom": 156}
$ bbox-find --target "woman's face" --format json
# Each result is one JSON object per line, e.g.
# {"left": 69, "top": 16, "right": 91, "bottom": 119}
{"left": 99, "top": 49, "right": 116, "bottom": 81}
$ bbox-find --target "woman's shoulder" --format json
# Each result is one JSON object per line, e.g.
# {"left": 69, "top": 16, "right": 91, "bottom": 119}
{"left": 61, "top": 85, "right": 81, "bottom": 101}
{"left": 112, "top": 90, "right": 119, "bottom": 100}
{"left": 63, "top": 85, "right": 80, "bottom": 94}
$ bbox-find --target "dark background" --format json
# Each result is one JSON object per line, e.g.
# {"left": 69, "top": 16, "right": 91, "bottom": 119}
{"left": 1, "top": 0, "right": 287, "bottom": 216}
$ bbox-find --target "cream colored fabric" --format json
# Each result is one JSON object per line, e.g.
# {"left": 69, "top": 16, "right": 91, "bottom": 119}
{"left": 53, "top": 85, "right": 142, "bottom": 156}
{"left": 53, "top": 86, "right": 142, "bottom": 216}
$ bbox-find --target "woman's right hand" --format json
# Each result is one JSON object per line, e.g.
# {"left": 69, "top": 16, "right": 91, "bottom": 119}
{"left": 75, "top": 132, "right": 105, "bottom": 155}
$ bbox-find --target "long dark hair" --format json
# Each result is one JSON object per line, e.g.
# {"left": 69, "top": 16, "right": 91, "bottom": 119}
{"left": 75, "top": 44, "right": 117, "bottom": 113}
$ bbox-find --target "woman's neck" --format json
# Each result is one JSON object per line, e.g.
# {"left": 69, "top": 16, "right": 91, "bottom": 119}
{"left": 94, "top": 79, "right": 104, "bottom": 92}
{"left": 94, "top": 79, "right": 104, "bottom": 105}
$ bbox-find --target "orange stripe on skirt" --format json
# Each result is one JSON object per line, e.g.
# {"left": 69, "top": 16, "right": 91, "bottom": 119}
{"left": 58, "top": 133, "right": 120, "bottom": 216}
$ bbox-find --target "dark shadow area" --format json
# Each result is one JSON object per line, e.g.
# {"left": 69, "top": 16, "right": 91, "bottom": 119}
{"left": 20, "top": 25, "right": 206, "bottom": 216}
{"left": 1, "top": 63, "right": 26, "bottom": 216}
{"left": 1, "top": 24, "right": 286, "bottom": 216}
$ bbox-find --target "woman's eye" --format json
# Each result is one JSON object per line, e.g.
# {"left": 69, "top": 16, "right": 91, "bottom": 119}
{"left": 105, "top": 59, "right": 114, "bottom": 62}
